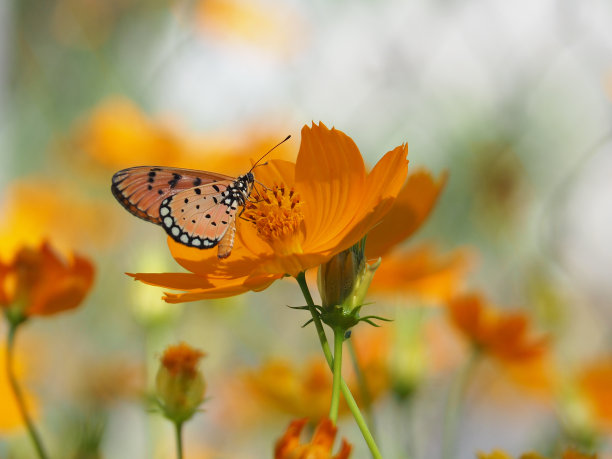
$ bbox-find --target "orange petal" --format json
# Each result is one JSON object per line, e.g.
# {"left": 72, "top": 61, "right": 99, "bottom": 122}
{"left": 27, "top": 245, "right": 95, "bottom": 316}
{"left": 296, "top": 122, "right": 367, "bottom": 252}
{"left": 274, "top": 418, "right": 308, "bottom": 459}
{"left": 128, "top": 272, "right": 217, "bottom": 290}
{"left": 321, "top": 143, "right": 409, "bottom": 254}
{"left": 161, "top": 274, "right": 280, "bottom": 302}
{"left": 310, "top": 418, "right": 338, "bottom": 451}
{"left": 367, "top": 169, "right": 447, "bottom": 259}
{"left": 254, "top": 159, "right": 296, "bottom": 187}
{"left": 370, "top": 245, "right": 471, "bottom": 303}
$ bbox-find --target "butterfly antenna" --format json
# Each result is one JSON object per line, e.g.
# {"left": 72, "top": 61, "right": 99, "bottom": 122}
{"left": 249, "top": 135, "right": 291, "bottom": 172}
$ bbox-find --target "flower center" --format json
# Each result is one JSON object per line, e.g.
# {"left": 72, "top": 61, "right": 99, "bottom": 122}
{"left": 243, "top": 184, "right": 304, "bottom": 254}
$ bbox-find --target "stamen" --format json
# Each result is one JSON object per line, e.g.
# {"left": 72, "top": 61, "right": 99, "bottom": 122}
{"left": 243, "top": 184, "right": 304, "bottom": 253}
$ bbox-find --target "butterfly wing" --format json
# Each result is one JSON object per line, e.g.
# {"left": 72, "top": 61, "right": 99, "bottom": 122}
{"left": 111, "top": 166, "right": 236, "bottom": 224}
{"left": 159, "top": 186, "right": 240, "bottom": 250}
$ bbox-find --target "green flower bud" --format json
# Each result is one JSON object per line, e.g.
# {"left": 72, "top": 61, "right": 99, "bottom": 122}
{"left": 317, "top": 240, "right": 381, "bottom": 330}
{"left": 155, "top": 342, "right": 206, "bottom": 424}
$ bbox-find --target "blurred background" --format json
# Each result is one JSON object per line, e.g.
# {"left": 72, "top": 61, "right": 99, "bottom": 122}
{"left": 1, "top": 0, "right": 611, "bottom": 458}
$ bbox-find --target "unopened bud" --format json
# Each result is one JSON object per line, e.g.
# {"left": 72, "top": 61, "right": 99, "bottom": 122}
{"left": 156, "top": 342, "right": 206, "bottom": 424}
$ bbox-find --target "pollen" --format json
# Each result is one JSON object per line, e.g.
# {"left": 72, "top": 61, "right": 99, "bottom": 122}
{"left": 243, "top": 184, "right": 304, "bottom": 250}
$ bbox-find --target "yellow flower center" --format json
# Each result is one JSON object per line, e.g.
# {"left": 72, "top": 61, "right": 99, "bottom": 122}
{"left": 243, "top": 184, "right": 304, "bottom": 255}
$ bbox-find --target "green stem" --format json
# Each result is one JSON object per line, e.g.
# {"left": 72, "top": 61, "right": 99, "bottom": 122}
{"left": 6, "top": 323, "right": 49, "bottom": 459}
{"left": 329, "top": 328, "right": 343, "bottom": 423}
{"left": 174, "top": 421, "right": 183, "bottom": 459}
{"left": 295, "top": 272, "right": 382, "bottom": 459}
{"left": 442, "top": 350, "right": 480, "bottom": 459}
{"left": 347, "top": 337, "right": 376, "bottom": 433}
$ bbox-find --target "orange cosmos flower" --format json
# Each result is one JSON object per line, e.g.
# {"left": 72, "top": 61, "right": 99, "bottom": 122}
{"left": 448, "top": 293, "right": 552, "bottom": 392}
{"left": 275, "top": 418, "right": 352, "bottom": 459}
{"left": 477, "top": 450, "right": 596, "bottom": 459}
{"left": 0, "top": 179, "right": 118, "bottom": 261}
{"left": 131, "top": 122, "right": 409, "bottom": 302}
{"left": 364, "top": 170, "right": 472, "bottom": 302}
{"left": 370, "top": 244, "right": 472, "bottom": 303}
{"left": 0, "top": 242, "right": 95, "bottom": 318}
{"left": 448, "top": 293, "right": 547, "bottom": 363}
{"left": 70, "top": 97, "right": 293, "bottom": 175}
{"left": 577, "top": 357, "right": 612, "bottom": 431}
{"left": 366, "top": 169, "right": 447, "bottom": 259}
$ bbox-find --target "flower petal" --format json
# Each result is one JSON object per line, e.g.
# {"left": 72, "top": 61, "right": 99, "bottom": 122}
{"left": 319, "top": 143, "right": 409, "bottom": 254}
{"left": 367, "top": 169, "right": 447, "bottom": 259}
{"left": 296, "top": 123, "right": 367, "bottom": 252}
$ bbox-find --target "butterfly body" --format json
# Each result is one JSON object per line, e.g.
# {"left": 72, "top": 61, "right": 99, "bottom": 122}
{"left": 111, "top": 167, "right": 255, "bottom": 258}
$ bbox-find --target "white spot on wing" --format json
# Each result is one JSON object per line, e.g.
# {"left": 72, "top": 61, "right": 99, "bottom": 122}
{"left": 164, "top": 217, "right": 173, "bottom": 227}
{"left": 192, "top": 238, "right": 201, "bottom": 246}
{"left": 171, "top": 227, "right": 180, "bottom": 236}
{"left": 180, "top": 234, "right": 189, "bottom": 243}
{"left": 160, "top": 207, "right": 169, "bottom": 216}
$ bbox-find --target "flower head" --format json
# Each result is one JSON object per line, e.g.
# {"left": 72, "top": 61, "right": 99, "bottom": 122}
{"left": 447, "top": 293, "right": 553, "bottom": 393}
{"left": 0, "top": 242, "right": 95, "bottom": 320}
{"left": 132, "top": 122, "right": 408, "bottom": 302}
{"left": 448, "top": 293, "right": 547, "bottom": 363}
{"left": 156, "top": 342, "right": 206, "bottom": 424}
{"left": 274, "top": 418, "right": 352, "bottom": 459}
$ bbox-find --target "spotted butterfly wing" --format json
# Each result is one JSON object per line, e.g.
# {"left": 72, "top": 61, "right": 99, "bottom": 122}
{"left": 111, "top": 166, "right": 254, "bottom": 258}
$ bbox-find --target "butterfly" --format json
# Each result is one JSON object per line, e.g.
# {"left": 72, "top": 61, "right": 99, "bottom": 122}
{"left": 111, "top": 136, "right": 290, "bottom": 259}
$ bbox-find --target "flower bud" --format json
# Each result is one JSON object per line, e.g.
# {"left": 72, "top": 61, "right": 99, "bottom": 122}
{"left": 317, "top": 241, "right": 381, "bottom": 330}
{"left": 318, "top": 247, "right": 362, "bottom": 309}
{"left": 155, "top": 342, "right": 206, "bottom": 424}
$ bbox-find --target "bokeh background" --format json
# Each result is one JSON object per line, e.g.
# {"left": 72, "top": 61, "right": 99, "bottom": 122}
{"left": 1, "top": 0, "right": 612, "bottom": 458}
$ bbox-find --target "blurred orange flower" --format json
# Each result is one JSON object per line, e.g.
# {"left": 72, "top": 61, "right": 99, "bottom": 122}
{"left": 448, "top": 293, "right": 552, "bottom": 392}
{"left": 370, "top": 244, "right": 471, "bottom": 303}
{"left": 577, "top": 357, "right": 612, "bottom": 431}
{"left": 0, "top": 179, "right": 118, "bottom": 261}
{"left": 366, "top": 170, "right": 447, "bottom": 259}
{"left": 0, "top": 344, "right": 38, "bottom": 432}
{"left": 364, "top": 170, "right": 472, "bottom": 302}
{"left": 132, "top": 122, "right": 409, "bottom": 302}
{"left": 70, "top": 97, "right": 293, "bottom": 175}
{"left": 448, "top": 293, "right": 547, "bottom": 363}
{"left": 477, "top": 450, "right": 596, "bottom": 459}
{"left": 0, "top": 242, "right": 95, "bottom": 318}
{"left": 275, "top": 418, "right": 352, "bottom": 459}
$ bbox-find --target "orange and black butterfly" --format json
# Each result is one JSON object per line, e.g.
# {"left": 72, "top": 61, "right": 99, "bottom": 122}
{"left": 111, "top": 136, "right": 290, "bottom": 259}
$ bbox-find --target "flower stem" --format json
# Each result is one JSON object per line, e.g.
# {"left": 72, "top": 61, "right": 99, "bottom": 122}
{"left": 174, "top": 421, "right": 184, "bottom": 459}
{"left": 5, "top": 323, "right": 49, "bottom": 459}
{"left": 442, "top": 350, "right": 480, "bottom": 459}
{"left": 295, "top": 272, "right": 382, "bottom": 459}
{"left": 329, "top": 328, "right": 343, "bottom": 423}
{"left": 347, "top": 337, "right": 376, "bottom": 432}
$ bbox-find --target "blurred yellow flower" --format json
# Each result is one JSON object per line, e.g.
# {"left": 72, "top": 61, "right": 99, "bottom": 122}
{"left": 70, "top": 97, "right": 293, "bottom": 175}
{"left": 244, "top": 358, "right": 335, "bottom": 420}
{"left": 132, "top": 122, "right": 409, "bottom": 302}
{"left": 0, "top": 179, "right": 118, "bottom": 261}
{"left": 0, "top": 343, "right": 38, "bottom": 432}
{"left": 274, "top": 417, "right": 352, "bottom": 459}
{"left": 0, "top": 242, "right": 95, "bottom": 317}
